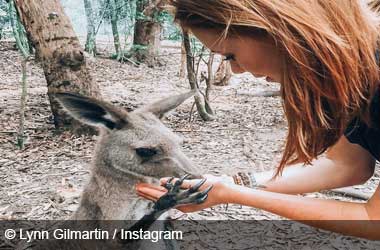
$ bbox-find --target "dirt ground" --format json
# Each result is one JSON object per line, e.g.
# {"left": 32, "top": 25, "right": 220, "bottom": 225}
{"left": 1, "top": 40, "right": 380, "bottom": 249}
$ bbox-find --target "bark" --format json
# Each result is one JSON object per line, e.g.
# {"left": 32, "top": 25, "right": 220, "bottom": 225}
{"left": 132, "top": 0, "right": 161, "bottom": 66}
{"left": 83, "top": 0, "right": 97, "bottom": 55}
{"left": 14, "top": 0, "right": 101, "bottom": 134}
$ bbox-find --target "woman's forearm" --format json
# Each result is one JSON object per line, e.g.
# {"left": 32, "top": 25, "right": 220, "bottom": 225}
{"left": 255, "top": 158, "right": 347, "bottom": 194}
{"left": 254, "top": 137, "right": 375, "bottom": 195}
{"left": 226, "top": 185, "right": 380, "bottom": 240}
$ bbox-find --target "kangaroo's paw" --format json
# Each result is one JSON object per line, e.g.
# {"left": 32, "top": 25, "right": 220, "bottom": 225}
{"left": 153, "top": 175, "right": 212, "bottom": 212}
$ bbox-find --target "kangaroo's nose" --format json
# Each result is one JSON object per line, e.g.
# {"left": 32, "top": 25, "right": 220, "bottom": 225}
{"left": 173, "top": 151, "right": 201, "bottom": 179}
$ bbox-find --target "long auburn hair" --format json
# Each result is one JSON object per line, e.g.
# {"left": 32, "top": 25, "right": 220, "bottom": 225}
{"left": 167, "top": 0, "right": 380, "bottom": 177}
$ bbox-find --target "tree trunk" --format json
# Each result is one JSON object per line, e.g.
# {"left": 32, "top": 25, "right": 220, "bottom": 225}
{"left": 84, "top": 0, "right": 97, "bottom": 55}
{"left": 109, "top": 0, "right": 121, "bottom": 59}
{"left": 14, "top": 0, "right": 101, "bottom": 134}
{"left": 132, "top": 0, "right": 161, "bottom": 66}
{"left": 183, "top": 30, "right": 214, "bottom": 121}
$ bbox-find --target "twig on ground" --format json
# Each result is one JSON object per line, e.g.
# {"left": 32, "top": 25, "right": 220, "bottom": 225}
{"left": 323, "top": 187, "right": 371, "bottom": 200}
{"left": 237, "top": 90, "right": 281, "bottom": 97}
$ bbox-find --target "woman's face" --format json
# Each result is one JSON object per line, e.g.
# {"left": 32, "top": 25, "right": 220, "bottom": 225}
{"left": 191, "top": 27, "right": 284, "bottom": 83}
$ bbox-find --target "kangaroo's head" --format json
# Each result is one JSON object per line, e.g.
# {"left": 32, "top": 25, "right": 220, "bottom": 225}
{"left": 55, "top": 91, "right": 200, "bottom": 181}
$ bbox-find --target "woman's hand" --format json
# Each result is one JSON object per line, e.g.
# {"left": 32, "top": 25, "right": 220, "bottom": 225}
{"left": 136, "top": 174, "right": 233, "bottom": 213}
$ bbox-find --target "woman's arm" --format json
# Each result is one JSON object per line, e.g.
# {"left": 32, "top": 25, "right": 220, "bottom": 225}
{"left": 137, "top": 178, "right": 380, "bottom": 239}
{"left": 255, "top": 136, "right": 376, "bottom": 194}
{"left": 225, "top": 182, "right": 380, "bottom": 240}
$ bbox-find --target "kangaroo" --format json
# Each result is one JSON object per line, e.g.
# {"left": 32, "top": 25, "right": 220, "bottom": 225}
{"left": 26, "top": 92, "right": 210, "bottom": 250}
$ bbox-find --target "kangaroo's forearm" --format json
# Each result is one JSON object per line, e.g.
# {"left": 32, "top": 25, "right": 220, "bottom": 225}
{"left": 118, "top": 208, "right": 165, "bottom": 246}
{"left": 126, "top": 208, "right": 165, "bottom": 233}
{"left": 225, "top": 185, "right": 380, "bottom": 240}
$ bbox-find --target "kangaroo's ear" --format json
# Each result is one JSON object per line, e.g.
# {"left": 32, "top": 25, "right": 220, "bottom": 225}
{"left": 136, "top": 90, "right": 195, "bottom": 119}
{"left": 54, "top": 93, "right": 127, "bottom": 130}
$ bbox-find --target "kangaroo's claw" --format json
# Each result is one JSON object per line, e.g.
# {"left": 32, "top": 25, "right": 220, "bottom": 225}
{"left": 163, "top": 177, "right": 175, "bottom": 190}
{"left": 176, "top": 185, "right": 212, "bottom": 205}
{"left": 153, "top": 175, "right": 212, "bottom": 212}
{"left": 172, "top": 174, "right": 190, "bottom": 193}
{"left": 189, "top": 178, "right": 207, "bottom": 192}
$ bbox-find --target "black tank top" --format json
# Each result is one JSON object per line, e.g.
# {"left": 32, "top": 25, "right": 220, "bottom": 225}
{"left": 344, "top": 87, "right": 380, "bottom": 160}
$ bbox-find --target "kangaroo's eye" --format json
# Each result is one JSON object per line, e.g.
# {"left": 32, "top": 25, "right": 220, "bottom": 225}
{"left": 135, "top": 148, "right": 158, "bottom": 158}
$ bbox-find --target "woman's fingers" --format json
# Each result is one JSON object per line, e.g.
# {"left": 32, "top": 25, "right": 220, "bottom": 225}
{"left": 136, "top": 191, "right": 157, "bottom": 202}
{"left": 136, "top": 183, "right": 167, "bottom": 201}
{"left": 137, "top": 183, "right": 167, "bottom": 192}
{"left": 159, "top": 177, "right": 195, "bottom": 189}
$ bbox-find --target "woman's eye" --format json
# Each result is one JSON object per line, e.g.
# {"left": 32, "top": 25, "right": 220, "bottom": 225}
{"left": 135, "top": 148, "right": 158, "bottom": 158}
{"left": 224, "top": 54, "right": 235, "bottom": 61}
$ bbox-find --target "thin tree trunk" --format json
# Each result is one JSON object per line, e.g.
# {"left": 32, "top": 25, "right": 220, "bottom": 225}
{"left": 179, "top": 40, "right": 186, "bottom": 78}
{"left": 14, "top": 0, "right": 101, "bottom": 134}
{"left": 9, "top": 0, "right": 30, "bottom": 148}
{"left": 109, "top": 0, "right": 121, "bottom": 59}
{"left": 183, "top": 30, "right": 214, "bottom": 121}
{"left": 205, "top": 53, "right": 215, "bottom": 115}
{"left": 17, "top": 58, "right": 27, "bottom": 149}
{"left": 84, "top": 0, "right": 97, "bottom": 55}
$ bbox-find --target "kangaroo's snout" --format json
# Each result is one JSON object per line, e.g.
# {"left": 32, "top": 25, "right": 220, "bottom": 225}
{"left": 170, "top": 151, "right": 201, "bottom": 179}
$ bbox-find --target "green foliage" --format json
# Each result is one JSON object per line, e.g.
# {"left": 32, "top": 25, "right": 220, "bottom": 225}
{"left": 97, "top": 0, "right": 135, "bottom": 22}
{"left": 131, "top": 44, "right": 148, "bottom": 52}
{"left": 94, "top": 0, "right": 183, "bottom": 42}
{"left": 165, "top": 27, "right": 182, "bottom": 41}
{"left": 0, "top": 1, "right": 8, "bottom": 23}
{"left": 154, "top": 9, "right": 170, "bottom": 23}
{"left": 160, "top": 10, "right": 182, "bottom": 41}
{"left": 190, "top": 36, "right": 206, "bottom": 56}
{"left": 8, "top": 0, "right": 30, "bottom": 57}
{"left": 0, "top": 0, "right": 11, "bottom": 39}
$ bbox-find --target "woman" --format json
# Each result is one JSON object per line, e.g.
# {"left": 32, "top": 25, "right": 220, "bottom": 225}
{"left": 136, "top": 0, "right": 380, "bottom": 239}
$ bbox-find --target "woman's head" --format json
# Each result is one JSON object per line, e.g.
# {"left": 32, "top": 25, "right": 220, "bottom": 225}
{"left": 168, "top": 0, "right": 380, "bottom": 176}
{"left": 190, "top": 26, "right": 284, "bottom": 81}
